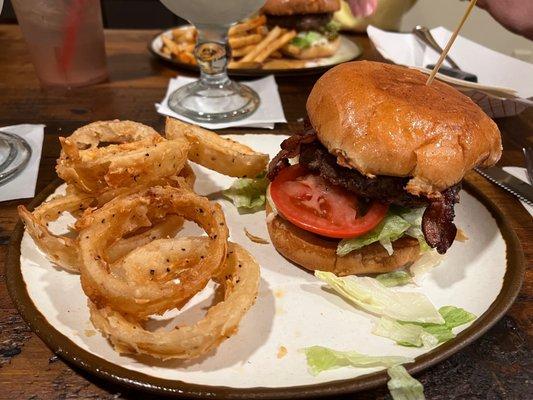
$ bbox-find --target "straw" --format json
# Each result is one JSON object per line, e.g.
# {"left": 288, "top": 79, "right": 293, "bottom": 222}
{"left": 58, "top": 0, "right": 88, "bottom": 74}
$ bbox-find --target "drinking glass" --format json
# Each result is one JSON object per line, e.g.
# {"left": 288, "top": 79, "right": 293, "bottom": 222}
{"left": 11, "top": 0, "right": 108, "bottom": 88}
{"left": 160, "top": 0, "right": 266, "bottom": 123}
{"left": 0, "top": 131, "right": 32, "bottom": 186}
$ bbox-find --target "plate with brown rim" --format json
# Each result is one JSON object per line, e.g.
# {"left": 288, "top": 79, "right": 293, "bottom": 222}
{"left": 7, "top": 134, "right": 525, "bottom": 399}
{"left": 149, "top": 27, "right": 362, "bottom": 77}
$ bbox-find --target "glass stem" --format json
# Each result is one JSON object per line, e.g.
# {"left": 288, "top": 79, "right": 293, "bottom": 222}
{"left": 194, "top": 25, "right": 231, "bottom": 88}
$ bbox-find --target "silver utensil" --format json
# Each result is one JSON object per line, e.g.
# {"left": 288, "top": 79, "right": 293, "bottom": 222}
{"left": 523, "top": 147, "right": 533, "bottom": 184}
{"left": 412, "top": 25, "right": 461, "bottom": 70}
{"left": 475, "top": 166, "right": 533, "bottom": 205}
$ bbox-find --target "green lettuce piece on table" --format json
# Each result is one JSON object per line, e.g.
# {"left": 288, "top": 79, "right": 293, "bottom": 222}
{"left": 387, "top": 365, "right": 425, "bottom": 400}
{"left": 301, "top": 346, "right": 413, "bottom": 376}
{"left": 314, "top": 271, "right": 444, "bottom": 324}
{"left": 222, "top": 173, "right": 268, "bottom": 214}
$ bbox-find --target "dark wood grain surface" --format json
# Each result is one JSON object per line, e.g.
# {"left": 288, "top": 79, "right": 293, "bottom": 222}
{"left": 0, "top": 25, "right": 531, "bottom": 400}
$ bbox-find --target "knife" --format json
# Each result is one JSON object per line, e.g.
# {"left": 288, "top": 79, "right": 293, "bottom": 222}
{"left": 475, "top": 167, "right": 533, "bottom": 205}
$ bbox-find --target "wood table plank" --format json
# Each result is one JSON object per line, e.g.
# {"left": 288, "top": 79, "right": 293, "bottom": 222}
{"left": 0, "top": 25, "right": 531, "bottom": 400}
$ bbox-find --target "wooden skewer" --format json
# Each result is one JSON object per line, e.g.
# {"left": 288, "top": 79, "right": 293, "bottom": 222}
{"left": 426, "top": 0, "right": 478, "bottom": 85}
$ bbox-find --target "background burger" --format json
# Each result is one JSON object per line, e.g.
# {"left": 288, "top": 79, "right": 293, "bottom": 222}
{"left": 266, "top": 61, "right": 502, "bottom": 276}
{"left": 262, "top": 0, "right": 342, "bottom": 59}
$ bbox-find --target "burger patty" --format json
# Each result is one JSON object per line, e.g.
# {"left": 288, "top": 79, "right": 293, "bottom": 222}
{"left": 265, "top": 13, "right": 333, "bottom": 32}
{"left": 299, "top": 141, "right": 427, "bottom": 208}
{"left": 268, "top": 133, "right": 460, "bottom": 254}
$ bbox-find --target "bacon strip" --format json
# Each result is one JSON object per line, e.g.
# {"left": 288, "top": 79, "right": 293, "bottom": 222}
{"left": 422, "top": 186, "right": 460, "bottom": 254}
{"left": 267, "top": 131, "right": 316, "bottom": 180}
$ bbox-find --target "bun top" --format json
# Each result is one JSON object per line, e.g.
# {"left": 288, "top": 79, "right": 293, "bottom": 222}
{"left": 262, "top": 0, "right": 340, "bottom": 15}
{"left": 306, "top": 61, "right": 502, "bottom": 197}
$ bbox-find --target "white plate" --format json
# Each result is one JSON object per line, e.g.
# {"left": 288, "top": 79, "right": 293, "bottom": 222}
{"left": 14, "top": 134, "right": 523, "bottom": 396}
{"left": 150, "top": 27, "right": 362, "bottom": 75}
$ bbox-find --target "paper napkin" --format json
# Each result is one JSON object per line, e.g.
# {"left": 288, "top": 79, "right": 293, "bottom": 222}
{"left": 367, "top": 25, "right": 533, "bottom": 118}
{"left": 502, "top": 166, "right": 533, "bottom": 217}
{"left": 0, "top": 124, "right": 44, "bottom": 202}
{"left": 156, "top": 75, "right": 287, "bottom": 130}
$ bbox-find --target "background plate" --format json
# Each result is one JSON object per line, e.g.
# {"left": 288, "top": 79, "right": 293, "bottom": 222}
{"left": 149, "top": 27, "right": 362, "bottom": 77}
{"left": 7, "top": 134, "right": 524, "bottom": 398}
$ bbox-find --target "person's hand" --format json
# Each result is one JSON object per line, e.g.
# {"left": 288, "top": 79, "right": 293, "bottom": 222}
{"left": 476, "top": 0, "right": 533, "bottom": 40}
{"left": 346, "top": 0, "right": 378, "bottom": 17}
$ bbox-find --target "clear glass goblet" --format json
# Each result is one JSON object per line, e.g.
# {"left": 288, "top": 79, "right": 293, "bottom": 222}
{"left": 160, "top": 0, "right": 266, "bottom": 123}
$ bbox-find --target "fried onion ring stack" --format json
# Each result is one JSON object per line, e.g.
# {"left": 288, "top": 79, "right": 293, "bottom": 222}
{"left": 18, "top": 119, "right": 266, "bottom": 360}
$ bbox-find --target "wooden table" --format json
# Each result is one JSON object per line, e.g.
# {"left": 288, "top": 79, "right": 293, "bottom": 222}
{"left": 0, "top": 25, "right": 531, "bottom": 399}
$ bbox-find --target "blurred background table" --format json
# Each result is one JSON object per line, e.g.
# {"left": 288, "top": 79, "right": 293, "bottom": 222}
{"left": 0, "top": 25, "right": 531, "bottom": 400}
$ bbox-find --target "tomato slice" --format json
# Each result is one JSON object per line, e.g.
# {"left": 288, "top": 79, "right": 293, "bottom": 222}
{"left": 269, "top": 164, "right": 388, "bottom": 239}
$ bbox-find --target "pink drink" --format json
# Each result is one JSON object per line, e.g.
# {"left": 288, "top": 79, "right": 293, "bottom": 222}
{"left": 12, "top": 0, "right": 108, "bottom": 87}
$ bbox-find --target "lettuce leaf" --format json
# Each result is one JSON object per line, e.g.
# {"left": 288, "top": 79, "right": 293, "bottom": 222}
{"left": 373, "top": 318, "right": 438, "bottom": 348}
{"left": 439, "top": 305, "right": 477, "bottom": 329}
{"left": 399, "top": 306, "right": 476, "bottom": 344}
{"left": 337, "top": 214, "right": 410, "bottom": 256}
{"left": 222, "top": 173, "right": 268, "bottom": 214}
{"left": 337, "top": 206, "right": 429, "bottom": 256}
{"left": 291, "top": 31, "right": 325, "bottom": 49}
{"left": 315, "top": 271, "right": 444, "bottom": 324}
{"left": 376, "top": 271, "right": 412, "bottom": 287}
{"left": 302, "top": 346, "right": 413, "bottom": 376}
{"left": 387, "top": 365, "right": 425, "bottom": 400}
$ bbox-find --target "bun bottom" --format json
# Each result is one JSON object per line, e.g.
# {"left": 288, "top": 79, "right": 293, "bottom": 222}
{"left": 282, "top": 37, "right": 341, "bottom": 60}
{"left": 266, "top": 205, "right": 421, "bottom": 276}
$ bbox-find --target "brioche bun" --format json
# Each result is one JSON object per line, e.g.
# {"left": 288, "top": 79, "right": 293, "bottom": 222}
{"left": 262, "top": 0, "right": 341, "bottom": 15}
{"left": 266, "top": 204, "right": 421, "bottom": 276}
{"left": 282, "top": 37, "right": 340, "bottom": 60}
{"left": 306, "top": 61, "right": 502, "bottom": 197}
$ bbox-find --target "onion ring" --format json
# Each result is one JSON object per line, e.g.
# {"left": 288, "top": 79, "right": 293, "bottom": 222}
{"left": 57, "top": 120, "right": 190, "bottom": 193}
{"left": 78, "top": 186, "right": 229, "bottom": 318}
{"left": 165, "top": 117, "right": 268, "bottom": 178}
{"left": 19, "top": 166, "right": 194, "bottom": 271}
{"left": 89, "top": 241, "right": 259, "bottom": 360}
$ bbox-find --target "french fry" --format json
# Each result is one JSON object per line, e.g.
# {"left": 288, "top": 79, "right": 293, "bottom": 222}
{"left": 228, "top": 60, "right": 262, "bottom": 69}
{"left": 231, "top": 44, "right": 256, "bottom": 58}
{"left": 162, "top": 46, "right": 171, "bottom": 57}
{"left": 176, "top": 51, "right": 196, "bottom": 65}
{"left": 254, "top": 30, "right": 296, "bottom": 63}
{"left": 255, "top": 25, "right": 269, "bottom": 36}
{"left": 162, "top": 35, "right": 183, "bottom": 56}
{"left": 228, "top": 15, "right": 267, "bottom": 36}
{"left": 241, "top": 26, "right": 282, "bottom": 62}
{"left": 270, "top": 50, "right": 282, "bottom": 59}
{"left": 229, "top": 33, "right": 263, "bottom": 49}
{"left": 172, "top": 26, "right": 196, "bottom": 42}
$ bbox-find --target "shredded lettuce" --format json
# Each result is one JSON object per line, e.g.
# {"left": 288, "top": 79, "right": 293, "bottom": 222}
{"left": 409, "top": 250, "right": 444, "bottom": 282}
{"left": 373, "top": 318, "right": 439, "bottom": 348}
{"left": 315, "top": 271, "right": 444, "bottom": 324}
{"left": 301, "top": 346, "right": 413, "bottom": 376}
{"left": 291, "top": 31, "right": 325, "bottom": 49}
{"left": 222, "top": 173, "right": 268, "bottom": 214}
{"left": 400, "top": 306, "right": 476, "bottom": 344}
{"left": 439, "top": 306, "right": 477, "bottom": 329}
{"left": 376, "top": 271, "right": 412, "bottom": 287}
{"left": 387, "top": 365, "right": 425, "bottom": 400}
{"left": 337, "top": 214, "right": 410, "bottom": 256}
{"left": 337, "top": 207, "right": 429, "bottom": 257}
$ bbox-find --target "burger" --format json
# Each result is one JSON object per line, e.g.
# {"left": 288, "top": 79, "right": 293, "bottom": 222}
{"left": 266, "top": 61, "right": 502, "bottom": 276}
{"left": 262, "top": 0, "right": 342, "bottom": 59}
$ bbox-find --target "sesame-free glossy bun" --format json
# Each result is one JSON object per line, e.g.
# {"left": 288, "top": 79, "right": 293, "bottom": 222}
{"left": 306, "top": 61, "right": 502, "bottom": 197}
{"left": 262, "top": 0, "right": 341, "bottom": 15}
{"left": 266, "top": 204, "right": 421, "bottom": 276}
